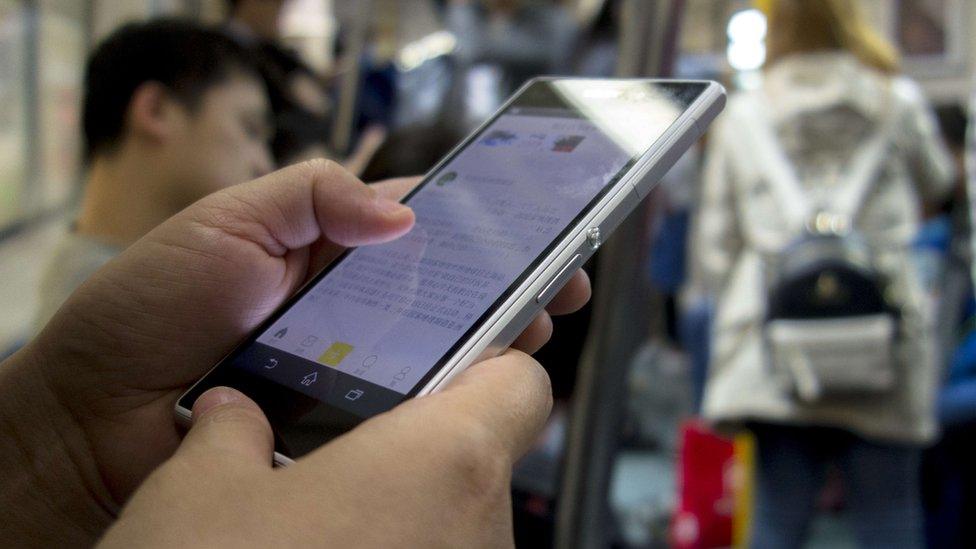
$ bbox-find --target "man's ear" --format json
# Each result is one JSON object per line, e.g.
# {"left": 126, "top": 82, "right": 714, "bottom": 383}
{"left": 125, "top": 81, "right": 184, "bottom": 146}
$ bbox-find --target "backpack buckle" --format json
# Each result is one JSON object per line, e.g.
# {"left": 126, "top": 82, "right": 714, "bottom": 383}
{"left": 806, "top": 211, "right": 851, "bottom": 237}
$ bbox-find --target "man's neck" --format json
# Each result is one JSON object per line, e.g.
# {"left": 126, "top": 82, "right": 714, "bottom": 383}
{"left": 75, "top": 153, "right": 179, "bottom": 249}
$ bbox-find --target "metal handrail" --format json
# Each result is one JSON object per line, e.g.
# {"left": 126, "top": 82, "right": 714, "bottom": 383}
{"left": 554, "top": 1, "right": 685, "bottom": 547}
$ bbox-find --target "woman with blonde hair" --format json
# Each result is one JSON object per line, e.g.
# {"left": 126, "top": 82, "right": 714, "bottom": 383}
{"left": 693, "top": 0, "right": 953, "bottom": 546}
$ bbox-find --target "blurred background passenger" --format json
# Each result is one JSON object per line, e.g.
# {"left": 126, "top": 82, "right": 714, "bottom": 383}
{"left": 364, "top": 0, "right": 581, "bottom": 180}
{"left": 444, "top": 0, "right": 580, "bottom": 125}
{"left": 225, "top": 0, "right": 284, "bottom": 44}
{"left": 571, "top": 0, "right": 618, "bottom": 77}
{"left": 694, "top": 0, "right": 954, "bottom": 547}
{"left": 920, "top": 84, "right": 976, "bottom": 547}
{"left": 34, "top": 19, "right": 273, "bottom": 329}
{"left": 225, "top": 0, "right": 386, "bottom": 170}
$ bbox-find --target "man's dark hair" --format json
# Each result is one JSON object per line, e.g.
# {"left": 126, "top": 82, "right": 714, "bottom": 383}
{"left": 82, "top": 18, "right": 261, "bottom": 160}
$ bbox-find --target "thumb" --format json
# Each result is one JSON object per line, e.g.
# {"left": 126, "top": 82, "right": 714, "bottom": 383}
{"left": 201, "top": 159, "right": 415, "bottom": 252}
{"left": 178, "top": 387, "right": 275, "bottom": 467}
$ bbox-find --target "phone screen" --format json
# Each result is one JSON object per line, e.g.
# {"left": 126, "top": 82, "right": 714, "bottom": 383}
{"left": 180, "top": 80, "right": 707, "bottom": 452}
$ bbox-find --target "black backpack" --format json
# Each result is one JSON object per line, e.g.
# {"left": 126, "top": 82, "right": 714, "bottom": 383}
{"left": 738, "top": 92, "right": 900, "bottom": 402}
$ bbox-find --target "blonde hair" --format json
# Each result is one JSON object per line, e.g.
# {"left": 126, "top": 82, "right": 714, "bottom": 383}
{"left": 755, "top": 0, "right": 900, "bottom": 74}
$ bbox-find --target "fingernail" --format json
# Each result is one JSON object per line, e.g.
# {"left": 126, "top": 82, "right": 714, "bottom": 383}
{"left": 193, "top": 386, "right": 245, "bottom": 418}
{"left": 373, "top": 197, "right": 412, "bottom": 217}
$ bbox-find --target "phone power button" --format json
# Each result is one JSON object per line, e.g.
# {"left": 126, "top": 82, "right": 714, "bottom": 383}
{"left": 586, "top": 227, "right": 602, "bottom": 250}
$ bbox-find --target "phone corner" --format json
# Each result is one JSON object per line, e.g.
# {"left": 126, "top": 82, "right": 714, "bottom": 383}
{"left": 273, "top": 453, "right": 295, "bottom": 467}
{"left": 173, "top": 403, "right": 193, "bottom": 428}
{"left": 707, "top": 80, "right": 729, "bottom": 97}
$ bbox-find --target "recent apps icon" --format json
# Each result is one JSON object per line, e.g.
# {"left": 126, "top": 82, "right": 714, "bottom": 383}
{"left": 318, "top": 341, "right": 354, "bottom": 367}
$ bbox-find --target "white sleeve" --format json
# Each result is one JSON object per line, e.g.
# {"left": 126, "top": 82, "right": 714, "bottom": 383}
{"left": 691, "top": 115, "right": 743, "bottom": 295}
{"left": 893, "top": 77, "right": 955, "bottom": 204}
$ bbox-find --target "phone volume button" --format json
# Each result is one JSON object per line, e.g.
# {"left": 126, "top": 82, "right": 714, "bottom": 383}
{"left": 535, "top": 254, "right": 584, "bottom": 304}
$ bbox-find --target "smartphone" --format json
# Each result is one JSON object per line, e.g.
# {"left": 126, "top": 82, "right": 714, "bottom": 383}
{"left": 176, "top": 78, "right": 726, "bottom": 463}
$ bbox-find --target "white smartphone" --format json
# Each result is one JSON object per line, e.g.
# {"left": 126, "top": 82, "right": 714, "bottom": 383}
{"left": 176, "top": 78, "right": 726, "bottom": 463}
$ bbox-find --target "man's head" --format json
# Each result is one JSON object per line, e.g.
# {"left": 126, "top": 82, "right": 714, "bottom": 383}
{"left": 226, "top": 0, "right": 287, "bottom": 41}
{"left": 83, "top": 19, "right": 273, "bottom": 202}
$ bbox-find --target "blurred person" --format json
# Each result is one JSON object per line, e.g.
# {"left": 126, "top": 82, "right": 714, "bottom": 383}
{"left": 225, "top": 0, "right": 333, "bottom": 164}
{"left": 572, "top": 0, "right": 619, "bottom": 77}
{"left": 917, "top": 85, "right": 976, "bottom": 549}
{"left": 693, "top": 1, "right": 954, "bottom": 547}
{"left": 968, "top": 84, "right": 976, "bottom": 295}
{"left": 909, "top": 103, "right": 973, "bottom": 547}
{"left": 34, "top": 19, "right": 274, "bottom": 331}
{"left": 924, "top": 297, "right": 976, "bottom": 547}
{"left": 444, "top": 0, "right": 580, "bottom": 124}
{"left": 0, "top": 159, "right": 591, "bottom": 546}
{"left": 224, "top": 0, "right": 328, "bottom": 119}
{"left": 225, "top": 0, "right": 387, "bottom": 170}
{"left": 928, "top": 105, "right": 970, "bottom": 363}
{"left": 225, "top": 0, "right": 285, "bottom": 43}
{"left": 446, "top": 0, "right": 580, "bottom": 89}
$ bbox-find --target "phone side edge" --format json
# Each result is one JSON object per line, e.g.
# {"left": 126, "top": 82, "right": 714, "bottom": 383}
{"left": 415, "top": 81, "right": 727, "bottom": 396}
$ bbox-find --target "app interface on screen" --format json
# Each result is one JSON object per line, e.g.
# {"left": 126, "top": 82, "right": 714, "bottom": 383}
{"left": 251, "top": 82, "right": 691, "bottom": 401}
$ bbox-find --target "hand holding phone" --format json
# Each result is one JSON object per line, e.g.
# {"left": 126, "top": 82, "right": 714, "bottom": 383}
{"left": 178, "top": 78, "right": 725, "bottom": 463}
{"left": 100, "top": 349, "right": 549, "bottom": 547}
{"left": 1, "top": 161, "right": 588, "bottom": 545}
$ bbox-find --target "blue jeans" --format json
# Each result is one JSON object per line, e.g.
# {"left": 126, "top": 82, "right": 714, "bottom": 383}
{"left": 677, "top": 298, "right": 711, "bottom": 413}
{"left": 749, "top": 423, "right": 923, "bottom": 549}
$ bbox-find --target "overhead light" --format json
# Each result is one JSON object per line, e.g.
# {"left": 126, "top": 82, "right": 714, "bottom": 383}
{"left": 726, "top": 8, "right": 767, "bottom": 72}
{"left": 396, "top": 31, "right": 458, "bottom": 72}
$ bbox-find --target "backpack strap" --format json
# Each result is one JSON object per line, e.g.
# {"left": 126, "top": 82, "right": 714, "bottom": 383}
{"left": 738, "top": 88, "right": 899, "bottom": 236}
{"left": 737, "top": 92, "right": 810, "bottom": 234}
{"left": 830, "top": 92, "right": 900, "bottom": 227}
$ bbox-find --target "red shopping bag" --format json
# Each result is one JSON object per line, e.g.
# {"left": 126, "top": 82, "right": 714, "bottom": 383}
{"left": 671, "top": 419, "right": 752, "bottom": 548}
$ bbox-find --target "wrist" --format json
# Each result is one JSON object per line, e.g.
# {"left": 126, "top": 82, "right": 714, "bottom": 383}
{"left": 0, "top": 345, "right": 117, "bottom": 545}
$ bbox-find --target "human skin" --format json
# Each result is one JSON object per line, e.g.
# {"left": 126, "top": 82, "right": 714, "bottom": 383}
{"left": 76, "top": 73, "right": 275, "bottom": 249}
{"left": 0, "top": 160, "right": 589, "bottom": 546}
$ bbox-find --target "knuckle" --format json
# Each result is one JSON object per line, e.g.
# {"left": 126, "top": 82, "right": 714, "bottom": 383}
{"left": 526, "top": 360, "right": 554, "bottom": 411}
{"left": 187, "top": 192, "right": 254, "bottom": 235}
{"left": 298, "top": 158, "right": 342, "bottom": 181}
{"left": 441, "top": 421, "right": 510, "bottom": 496}
{"left": 194, "top": 202, "right": 240, "bottom": 232}
{"left": 506, "top": 353, "right": 553, "bottom": 410}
